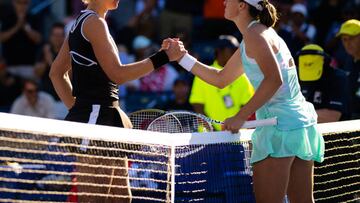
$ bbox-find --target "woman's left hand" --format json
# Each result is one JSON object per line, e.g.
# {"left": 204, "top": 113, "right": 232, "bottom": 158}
{"left": 223, "top": 115, "right": 246, "bottom": 133}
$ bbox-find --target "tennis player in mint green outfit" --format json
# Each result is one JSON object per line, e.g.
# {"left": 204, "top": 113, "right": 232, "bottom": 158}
{"left": 163, "top": 0, "right": 324, "bottom": 202}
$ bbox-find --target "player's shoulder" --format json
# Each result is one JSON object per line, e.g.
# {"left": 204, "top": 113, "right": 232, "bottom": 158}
{"left": 246, "top": 24, "right": 268, "bottom": 40}
{"left": 247, "top": 25, "right": 280, "bottom": 52}
{"left": 83, "top": 14, "right": 107, "bottom": 31}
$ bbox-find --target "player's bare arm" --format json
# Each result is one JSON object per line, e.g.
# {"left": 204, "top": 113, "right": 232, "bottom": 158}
{"left": 192, "top": 48, "right": 244, "bottom": 88}
{"left": 236, "top": 29, "right": 283, "bottom": 120}
{"left": 49, "top": 37, "right": 74, "bottom": 109}
{"left": 84, "top": 16, "right": 186, "bottom": 85}
{"left": 163, "top": 39, "right": 244, "bottom": 88}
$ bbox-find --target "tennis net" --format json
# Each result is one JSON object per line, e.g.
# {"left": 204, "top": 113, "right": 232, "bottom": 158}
{"left": 0, "top": 113, "right": 359, "bottom": 202}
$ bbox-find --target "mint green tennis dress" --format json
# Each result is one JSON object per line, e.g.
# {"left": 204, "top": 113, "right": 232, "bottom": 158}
{"left": 241, "top": 23, "right": 325, "bottom": 164}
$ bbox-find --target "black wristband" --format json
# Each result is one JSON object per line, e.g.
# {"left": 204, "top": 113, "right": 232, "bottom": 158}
{"left": 149, "top": 50, "right": 170, "bottom": 70}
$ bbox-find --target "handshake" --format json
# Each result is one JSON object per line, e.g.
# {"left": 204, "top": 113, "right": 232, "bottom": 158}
{"left": 161, "top": 38, "right": 187, "bottom": 62}
{"left": 150, "top": 38, "right": 197, "bottom": 72}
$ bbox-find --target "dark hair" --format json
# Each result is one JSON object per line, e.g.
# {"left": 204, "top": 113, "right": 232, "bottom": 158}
{"left": 247, "top": 0, "right": 278, "bottom": 27}
{"left": 22, "top": 79, "right": 39, "bottom": 90}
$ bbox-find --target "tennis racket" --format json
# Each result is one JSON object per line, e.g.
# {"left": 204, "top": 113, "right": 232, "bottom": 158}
{"left": 146, "top": 111, "right": 211, "bottom": 157}
{"left": 130, "top": 109, "right": 277, "bottom": 133}
{"left": 146, "top": 113, "right": 184, "bottom": 133}
{"left": 148, "top": 110, "right": 277, "bottom": 132}
{"left": 129, "top": 109, "right": 165, "bottom": 130}
{"left": 130, "top": 109, "right": 277, "bottom": 157}
{"left": 147, "top": 111, "right": 214, "bottom": 133}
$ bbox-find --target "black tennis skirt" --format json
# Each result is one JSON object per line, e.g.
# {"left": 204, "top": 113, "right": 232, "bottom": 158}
{"left": 63, "top": 99, "right": 137, "bottom": 157}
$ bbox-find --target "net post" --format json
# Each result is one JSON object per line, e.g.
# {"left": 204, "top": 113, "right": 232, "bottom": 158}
{"left": 170, "top": 145, "right": 176, "bottom": 203}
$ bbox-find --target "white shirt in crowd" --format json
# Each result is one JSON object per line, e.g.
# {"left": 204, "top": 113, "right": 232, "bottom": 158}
{"left": 10, "top": 91, "right": 56, "bottom": 119}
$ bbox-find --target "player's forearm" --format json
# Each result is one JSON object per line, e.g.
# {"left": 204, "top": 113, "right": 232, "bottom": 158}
{"left": 112, "top": 59, "right": 154, "bottom": 85}
{"left": 50, "top": 73, "right": 75, "bottom": 109}
{"left": 191, "top": 62, "right": 227, "bottom": 88}
{"left": 236, "top": 77, "right": 282, "bottom": 120}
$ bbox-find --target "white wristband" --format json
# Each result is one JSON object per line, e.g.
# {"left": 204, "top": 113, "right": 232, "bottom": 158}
{"left": 179, "top": 53, "right": 197, "bottom": 72}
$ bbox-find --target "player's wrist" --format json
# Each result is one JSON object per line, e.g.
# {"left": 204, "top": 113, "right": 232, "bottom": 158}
{"left": 236, "top": 110, "right": 249, "bottom": 121}
{"left": 149, "top": 50, "right": 169, "bottom": 70}
{"left": 178, "top": 53, "right": 197, "bottom": 72}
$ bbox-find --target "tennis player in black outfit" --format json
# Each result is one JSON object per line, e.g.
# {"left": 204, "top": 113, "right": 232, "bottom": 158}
{"left": 50, "top": 0, "right": 186, "bottom": 202}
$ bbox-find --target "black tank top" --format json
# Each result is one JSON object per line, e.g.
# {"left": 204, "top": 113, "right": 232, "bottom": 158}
{"left": 68, "top": 10, "right": 118, "bottom": 104}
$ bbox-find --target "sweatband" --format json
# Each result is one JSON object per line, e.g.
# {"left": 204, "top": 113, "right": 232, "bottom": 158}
{"left": 149, "top": 50, "right": 170, "bottom": 70}
{"left": 179, "top": 53, "right": 197, "bottom": 72}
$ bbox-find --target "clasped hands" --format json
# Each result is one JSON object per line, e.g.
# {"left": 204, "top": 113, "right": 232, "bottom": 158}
{"left": 161, "top": 38, "right": 188, "bottom": 62}
{"left": 161, "top": 38, "right": 246, "bottom": 134}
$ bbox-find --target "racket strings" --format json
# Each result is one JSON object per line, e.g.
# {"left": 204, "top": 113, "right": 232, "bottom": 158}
{"left": 129, "top": 110, "right": 215, "bottom": 133}
{"left": 166, "top": 113, "right": 213, "bottom": 133}
{"left": 147, "top": 114, "right": 183, "bottom": 133}
{"left": 129, "top": 109, "right": 165, "bottom": 130}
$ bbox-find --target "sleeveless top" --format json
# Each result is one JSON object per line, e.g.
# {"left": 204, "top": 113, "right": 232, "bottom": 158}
{"left": 68, "top": 10, "right": 118, "bottom": 104}
{"left": 240, "top": 22, "right": 317, "bottom": 130}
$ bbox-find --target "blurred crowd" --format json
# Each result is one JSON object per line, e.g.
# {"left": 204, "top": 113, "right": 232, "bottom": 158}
{"left": 0, "top": 0, "right": 359, "bottom": 126}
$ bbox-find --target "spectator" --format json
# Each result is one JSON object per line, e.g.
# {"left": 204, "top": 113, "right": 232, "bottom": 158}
{"left": 34, "top": 22, "right": 67, "bottom": 119}
{"left": 10, "top": 79, "right": 56, "bottom": 119}
{"left": 34, "top": 22, "right": 64, "bottom": 100}
{"left": 273, "top": 1, "right": 292, "bottom": 31}
{"left": 189, "top": 35, "right": 254, "bottom": 130}
{"left": 278, "top": 3, "right": 316, "bottom": 56}
{"left": 0, "top": 58, "right": 22, "bottom": 112}
{"left": 130, "top": 0, "right": 159, "bottom": 39}
{"left": 323, "top": 6, "right": 359, "bottom": 74}
{"left": 336, "top": 19, "right": 360, "bottom": 119}
{"left": 311, "top": 0, "right": 343, "bottom": 46}
{"left": 297, "top": 44, "right": 349, "bottom": 122}
{"left": 159, "top": 75, "right": 193, "bottom": 111}
{"left": 0, "top": 0, "right": 42, "bottom": 79}
{"left": 113, "top": 0, "right": 159, "bottom": 52}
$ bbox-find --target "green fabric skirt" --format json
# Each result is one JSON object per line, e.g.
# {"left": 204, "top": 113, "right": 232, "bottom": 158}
{"left": 250, "top": 124, "right": 325, "bottom": 164}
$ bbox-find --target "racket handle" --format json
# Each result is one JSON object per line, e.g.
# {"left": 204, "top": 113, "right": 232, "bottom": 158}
{"left": 242, "top": 117, "right": 277, "bottom": 128}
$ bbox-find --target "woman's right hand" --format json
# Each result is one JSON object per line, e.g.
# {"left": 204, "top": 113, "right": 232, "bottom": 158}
{"left": 162, "top": 38, "right": 187, "bottom": 62}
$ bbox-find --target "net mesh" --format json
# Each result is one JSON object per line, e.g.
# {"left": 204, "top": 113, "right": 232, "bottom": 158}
{"left": 0, "top": 130, "right": 172, "bottom": 202}
{"left": 0, "top": 113, "right": 359, "bottom": 202}
{"left": 314, "top": 131, "right": 360, "bottom": 203}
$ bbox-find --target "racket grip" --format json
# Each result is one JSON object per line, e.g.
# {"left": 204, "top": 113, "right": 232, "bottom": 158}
{"left": 242, "top": 117, "right": 277, "bottom": 128}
